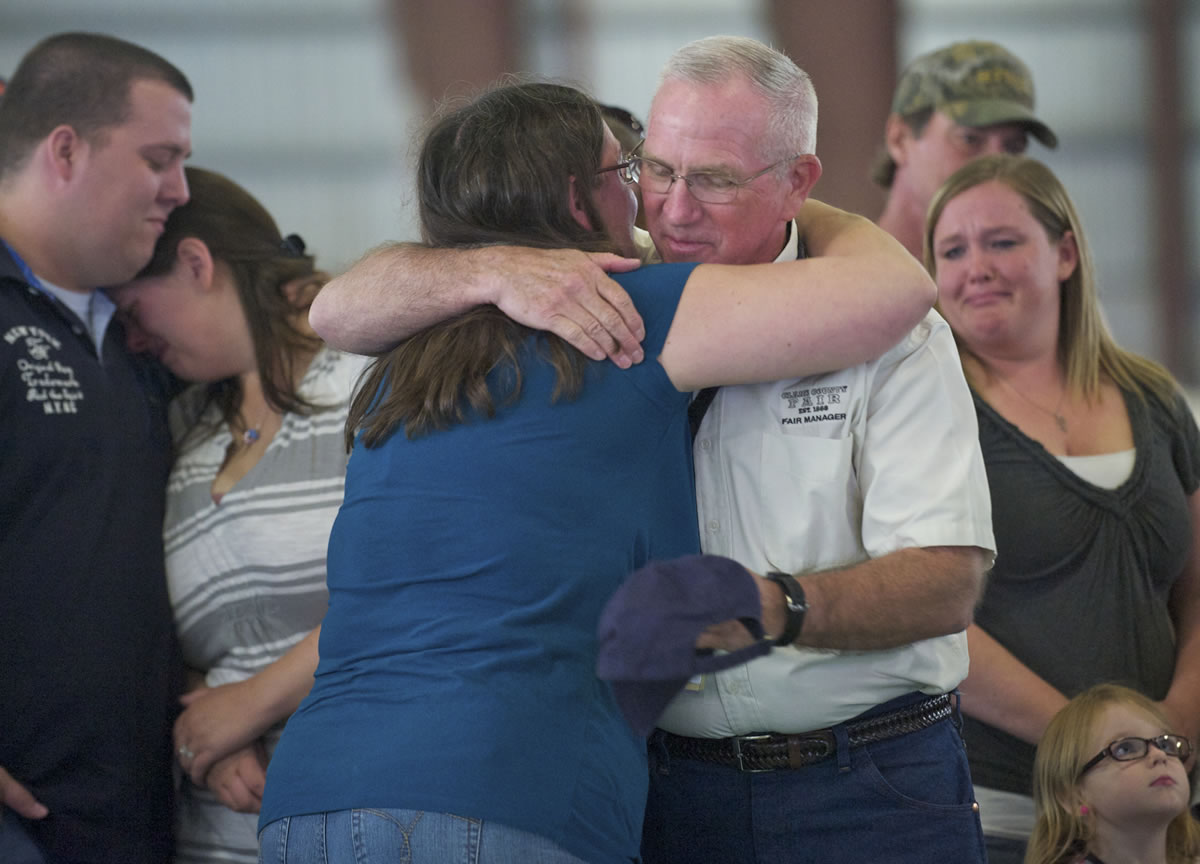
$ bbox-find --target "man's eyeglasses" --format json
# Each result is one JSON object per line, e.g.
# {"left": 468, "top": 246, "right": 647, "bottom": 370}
{"left": 630, "top": 151, "right": 801, "bottom": 204}
{"left": 1077, "top": 734, "right": 1191, "bottom": 778}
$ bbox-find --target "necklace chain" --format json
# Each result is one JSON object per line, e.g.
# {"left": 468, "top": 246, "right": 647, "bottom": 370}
{"left": 991, "top": 371, "right": 1069, "bottom": 434}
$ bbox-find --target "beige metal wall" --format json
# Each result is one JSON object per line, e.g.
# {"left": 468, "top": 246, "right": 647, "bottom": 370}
{"left": 3, "top": 0, "right": 1195, "bottom": 382}
{"left": 1, "top": 0, "right": 420, "bottom": 274}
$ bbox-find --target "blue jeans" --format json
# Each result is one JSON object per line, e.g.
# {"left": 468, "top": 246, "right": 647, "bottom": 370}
{"left": 0, "top": 816, "right": 47, "bottom": 864}
{"left": 642, "top": 694, "right": 986, "bottom": 864}
{"left": 258, "top": 809, "right": 591, "bottom": 864}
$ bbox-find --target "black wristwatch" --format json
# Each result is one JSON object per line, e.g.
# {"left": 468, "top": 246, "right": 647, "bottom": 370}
{"left": 764, "top": 571, "right": 807, "bottom": 646}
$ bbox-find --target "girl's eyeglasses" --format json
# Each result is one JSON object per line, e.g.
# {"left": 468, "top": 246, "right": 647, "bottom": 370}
{"left": 1077, "top": 733, "right": 1191, "bottom": 778}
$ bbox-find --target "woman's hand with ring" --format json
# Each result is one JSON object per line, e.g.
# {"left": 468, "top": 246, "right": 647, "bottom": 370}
{"left": 174, "top": 679, "right": 269, "bottom": 784}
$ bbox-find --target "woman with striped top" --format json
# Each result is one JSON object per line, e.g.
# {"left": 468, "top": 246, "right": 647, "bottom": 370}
{"left": 110, "top": 166, "right": 365, "bottom": 864}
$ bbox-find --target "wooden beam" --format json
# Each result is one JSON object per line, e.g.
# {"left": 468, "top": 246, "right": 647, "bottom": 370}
{"left": 1145, "top": 0, "right": 1192, "bottom": 380}
{"left": 387, "top": 0, "right": 519, "bottom": 109}
{"left": 767, "top": 0, "right": 897, "bottom": 218}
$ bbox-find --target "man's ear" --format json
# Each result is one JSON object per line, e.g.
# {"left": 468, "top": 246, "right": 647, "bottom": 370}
{"left": 45, "top": 125, "right": 86, "bottom": 183}
{"left": 885, "top": 113, "right": 914, "bottom": 166}
{"left": 175, "top": 236, "right": 216, "bottom": 292}
{"left": 787, "top": 154, "right": 823, "bottom": 207}
{"left": 566, "top": 175, "right": 595, "bottom": 231}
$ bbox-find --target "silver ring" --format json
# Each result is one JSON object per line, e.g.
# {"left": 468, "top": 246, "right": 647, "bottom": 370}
{"left": 178, "top": 745, "right": 195, "bottom": 761}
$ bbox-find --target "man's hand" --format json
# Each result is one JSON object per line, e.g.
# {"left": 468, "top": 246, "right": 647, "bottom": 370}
{"left": 693, "top": 567, "right": 774, "bottom": 653}
{"left": 487, "top": 249, "right": 645, "bottom": 368}
{"left": 204, "top": 745, "right": 267, "bottom": 814}
{"left": 0, "top": 765, "right": 48, "bottom": 820}
{"left": 694, "top": 618, "right": 762, "bottom": 653}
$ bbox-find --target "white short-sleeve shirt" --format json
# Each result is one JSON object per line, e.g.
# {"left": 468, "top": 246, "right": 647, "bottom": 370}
{"left": 657, "top": 225, "right": 996, "bottom": 737}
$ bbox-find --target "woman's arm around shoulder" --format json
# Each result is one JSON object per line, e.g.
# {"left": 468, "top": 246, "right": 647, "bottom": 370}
{"left": 659, "top": 199, "right": 935, "bottom": 391}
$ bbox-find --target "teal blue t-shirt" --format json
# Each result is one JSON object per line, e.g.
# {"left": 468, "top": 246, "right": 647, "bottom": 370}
{"left": 261, "top": 262, "right": 700, "bottom": 864}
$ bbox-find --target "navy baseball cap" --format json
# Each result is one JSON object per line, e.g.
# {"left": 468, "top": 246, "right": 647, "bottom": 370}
{"left": 596, "top": 554, "right": 772, "bottom": 737}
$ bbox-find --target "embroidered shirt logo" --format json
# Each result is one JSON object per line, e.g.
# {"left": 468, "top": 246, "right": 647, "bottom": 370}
{"left": 780, "top": 384, "right": 847, "bottom": 426}
{"left": 5, "top": 324, "right": 84, "bottom": 414}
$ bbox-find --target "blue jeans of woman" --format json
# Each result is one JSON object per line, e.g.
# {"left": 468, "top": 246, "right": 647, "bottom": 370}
{"left": 0, "top": 816, "right": 47, "bottom": 864}
{"left": 258, "top": 809, "right": 591, "bottom": 864}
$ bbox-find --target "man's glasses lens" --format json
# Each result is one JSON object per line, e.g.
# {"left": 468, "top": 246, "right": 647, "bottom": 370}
{"left": 629, "top": 153, "right": 798, "bottom": 204}
{"left": 629, "top": 158, "right": 739, "bottom": 204}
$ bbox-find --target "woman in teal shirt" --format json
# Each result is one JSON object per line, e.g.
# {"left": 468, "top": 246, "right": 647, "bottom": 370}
{"left": 259, "top": 81, "right": 933, "bottom": 864}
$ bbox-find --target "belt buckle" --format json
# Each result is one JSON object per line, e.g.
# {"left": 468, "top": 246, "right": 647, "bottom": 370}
{"left": 731, "top": 734, "right": 774, "bottom": 773}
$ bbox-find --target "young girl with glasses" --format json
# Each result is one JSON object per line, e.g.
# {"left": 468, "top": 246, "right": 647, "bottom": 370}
{"left": 1026, "top": 683, "right": 1200, "bottom": 864}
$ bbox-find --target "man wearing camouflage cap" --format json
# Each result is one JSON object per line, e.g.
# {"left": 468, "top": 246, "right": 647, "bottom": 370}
{"left": 876, "top": 40, "right": 1057, "bottom": 257}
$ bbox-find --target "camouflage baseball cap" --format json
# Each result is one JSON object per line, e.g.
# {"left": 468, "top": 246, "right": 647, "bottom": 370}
{"left": 892, "top": 41, "right": 1057, "bottom": 148}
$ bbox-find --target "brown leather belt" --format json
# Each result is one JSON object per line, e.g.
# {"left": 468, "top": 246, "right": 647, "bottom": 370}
{"left": 660, "top": 693, "right": 954, "bottom": 773}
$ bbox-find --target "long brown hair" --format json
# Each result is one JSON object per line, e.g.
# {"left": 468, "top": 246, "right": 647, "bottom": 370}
{"left": 1026, "top": 683, "right": 1200, "bottom": 864}
{"left": 137, "top": 165, "right": 326, "bottom": 440}
{"left": 347, "top": 80, "right": 618, "bottom": 449}
{"left": 923, "top": 154, "right": 1179, "bottom": 408}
